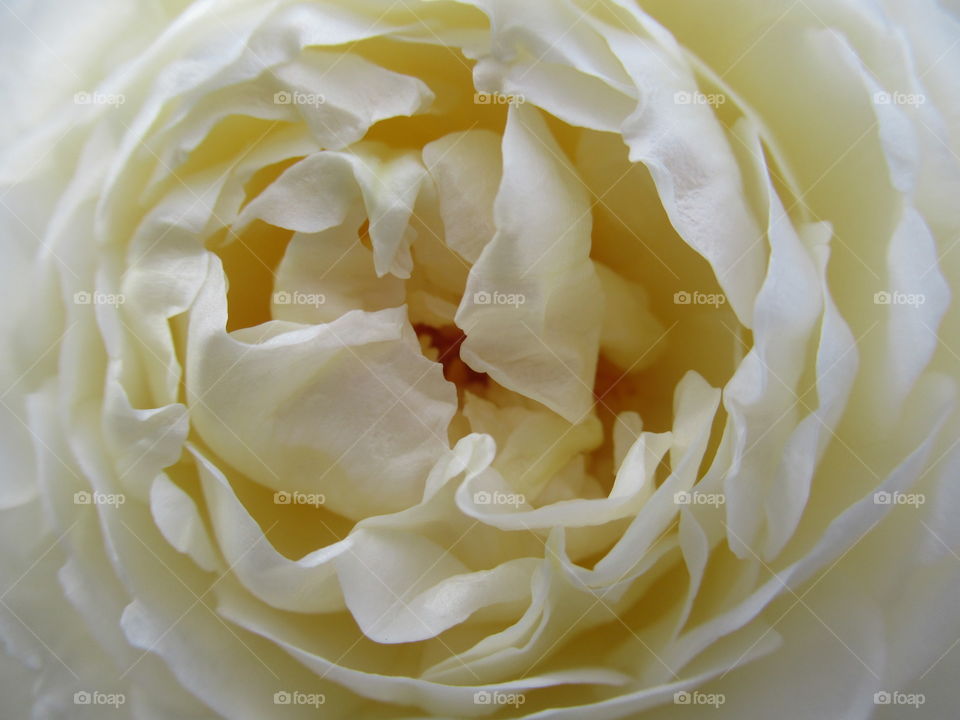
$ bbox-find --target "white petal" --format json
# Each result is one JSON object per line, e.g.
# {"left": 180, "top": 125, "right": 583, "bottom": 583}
{"left": 149, "top": 473, "right": 220, "bottom": 573}
{"left": 596, "top": 18, "right": 766, "bottom": 326}
{"left": 422, "top": 129, "right": 502, "bottom": 264}
{"left": 456, "top": 104, "right": 602, "bottom": 422}
{"left": 186, "top": 256, "right": 456, "bottom": 520}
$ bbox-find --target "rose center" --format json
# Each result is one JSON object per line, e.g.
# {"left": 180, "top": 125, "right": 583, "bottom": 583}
{"left": 414, "top": 323, "right": 489, "bottom": 391}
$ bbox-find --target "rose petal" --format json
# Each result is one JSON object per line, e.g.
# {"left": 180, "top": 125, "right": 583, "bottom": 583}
{"left": 456, "top": 104, "right": 603, "bottom": 423}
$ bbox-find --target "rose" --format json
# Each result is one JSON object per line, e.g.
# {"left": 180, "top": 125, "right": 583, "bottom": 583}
{"left": 1, "top": 1, "right": 959, "bottom": 718}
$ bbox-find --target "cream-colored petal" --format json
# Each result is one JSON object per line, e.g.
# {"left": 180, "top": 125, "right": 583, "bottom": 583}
{"left": 456, "top": 104, "right": 602, "bottom": 423}
{"left": 186, "top": 256, "right": 456, "bottom": 520}
{"left": 422, "top": 129, "right": 502, "bottom": 264}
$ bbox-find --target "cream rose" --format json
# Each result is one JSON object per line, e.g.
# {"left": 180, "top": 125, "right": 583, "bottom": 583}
{"left": 1, "top": 0, "right": 959, "bottom": 718}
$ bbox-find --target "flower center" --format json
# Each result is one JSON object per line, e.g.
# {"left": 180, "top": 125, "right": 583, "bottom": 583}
{"left": 178, "top": 33, "right": 750, "bottom": 535}
{"left": 414, "top": 324, "right": 489, "bottom": 390}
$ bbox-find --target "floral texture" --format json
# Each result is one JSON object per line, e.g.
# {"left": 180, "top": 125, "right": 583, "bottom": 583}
{"left": 1, "top": 0, "right": 959, "bottom": 718}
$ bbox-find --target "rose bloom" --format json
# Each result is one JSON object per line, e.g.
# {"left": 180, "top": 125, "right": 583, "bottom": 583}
{"left": 1, "top": 0, "right": 959, "bottom": 718}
